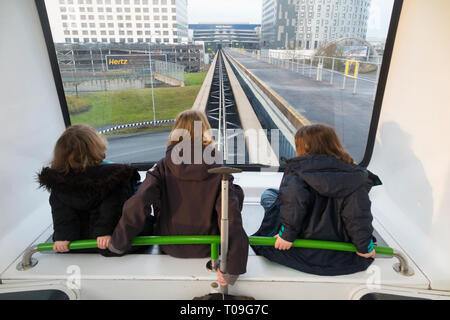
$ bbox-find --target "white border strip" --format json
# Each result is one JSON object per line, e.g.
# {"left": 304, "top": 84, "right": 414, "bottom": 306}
{"left": 97, "top": 119, "right": 175, "bottom": 135}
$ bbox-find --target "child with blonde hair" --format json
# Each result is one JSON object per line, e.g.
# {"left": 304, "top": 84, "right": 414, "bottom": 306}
{"left": 107, "top": 110, "right": 249, "bottom": 286}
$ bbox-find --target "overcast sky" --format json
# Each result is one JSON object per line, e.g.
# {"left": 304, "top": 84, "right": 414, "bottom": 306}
{"left": 188, "top": 0, "right": 394, "bottom": 39}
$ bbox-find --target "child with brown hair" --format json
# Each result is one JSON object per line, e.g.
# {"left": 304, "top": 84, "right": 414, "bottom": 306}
{"left": 37, "top": 124, "right": 150, "bottom": 255}
{"left": 252, "top": 123, "right": 381, "bottom": 276}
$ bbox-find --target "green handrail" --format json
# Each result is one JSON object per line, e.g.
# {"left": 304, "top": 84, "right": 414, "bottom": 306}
{"left": 36, "top": 236, "right": 394, "bottom": 259}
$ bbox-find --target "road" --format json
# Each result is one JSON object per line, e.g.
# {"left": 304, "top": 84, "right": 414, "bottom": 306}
{"left": 106, "top": 130, "right": 170, "bottom": 163}
{"left": 227, "top": 50, "right": 377, "bottom": 163}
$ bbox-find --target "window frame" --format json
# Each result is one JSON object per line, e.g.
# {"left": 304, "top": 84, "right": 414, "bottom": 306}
{"left": 35, "top": 0, "right": 404, "bottom": 171}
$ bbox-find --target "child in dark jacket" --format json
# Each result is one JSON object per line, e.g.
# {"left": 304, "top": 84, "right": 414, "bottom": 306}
{"left": 37, "top": 124, "right": 151, "bottom": 255}
{"left": 252, "top": 124, "right": 381, "bottom": 276}
{"left": 106, "top": 110, "right": 249, "bottom": 287}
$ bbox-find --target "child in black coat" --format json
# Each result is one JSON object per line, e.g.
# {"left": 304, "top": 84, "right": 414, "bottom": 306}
{"left": 37, "top": 124, "right": 151, "bottom": 255}
{"left": 252, "top": 124, "right": 382, "bottom": 276}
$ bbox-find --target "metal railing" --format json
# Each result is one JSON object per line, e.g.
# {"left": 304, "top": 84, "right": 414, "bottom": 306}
{"left": 230, "top": 48, "right": 381, "bottom": 100}
{"left": 153, "top": 60, "right": 185, "bottom": 83}
{"left": 17, "top": 235, "right": 414, "bottom": 277}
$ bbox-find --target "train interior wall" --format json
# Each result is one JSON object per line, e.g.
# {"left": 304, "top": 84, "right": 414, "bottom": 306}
{"left": 0, "top": 0, "right": 66, "bottom": 273}
{"left": 368, "top": 0, "right": 450, "bottom": 291}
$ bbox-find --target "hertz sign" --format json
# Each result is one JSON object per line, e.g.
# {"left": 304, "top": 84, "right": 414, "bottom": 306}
{"left": 108, "top": 57, "right": 129, "bottom": 65}
{"left": 105, "top": 55, "right": 150, "bottom": 71}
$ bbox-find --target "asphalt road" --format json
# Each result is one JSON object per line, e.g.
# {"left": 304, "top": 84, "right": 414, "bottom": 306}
{"left": 106, "top": 130, "right": 170, "bottom": 164}
{"left": 227, "top": 51, "right": 377, "bottom": 163}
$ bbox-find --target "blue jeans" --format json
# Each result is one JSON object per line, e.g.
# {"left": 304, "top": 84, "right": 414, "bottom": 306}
{"left": 252, "top": 189, "right": 281, "bottom": 239}
{"left": 260, "top": 189, "right": 280, "bottom": 212}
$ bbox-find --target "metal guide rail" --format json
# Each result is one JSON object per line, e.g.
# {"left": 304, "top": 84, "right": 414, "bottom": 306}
{"left": 18, "top": 235, "right": 414, "bottom": 277}
{"left": 205, "top": 50, "right": 247, "bottom": 164}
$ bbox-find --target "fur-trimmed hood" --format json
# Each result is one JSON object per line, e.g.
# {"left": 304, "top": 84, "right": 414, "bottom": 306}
{"left": 37, "top": 164, "right": 140, "bottom": 210}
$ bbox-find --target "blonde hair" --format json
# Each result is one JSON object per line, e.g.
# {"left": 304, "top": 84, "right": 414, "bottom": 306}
{"left": 167, "top": 110, "right": 214, "bottom": 148}
{"left": 295, "top": 124, "right": 354, "bottom": 165}
{"left": 51, "top": 124, "right": 108, "bottom": 174}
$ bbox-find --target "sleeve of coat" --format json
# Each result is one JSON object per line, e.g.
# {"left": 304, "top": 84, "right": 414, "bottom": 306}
{"left": 93, "top": 186, "right": 131, "bottom": 238}
{"left": 341, "top": 186, "right": 374, "bottom": 254}
{"left": 215, "top": 178, "right": 249, "bottom": 276}
{"left": 50, "top": 192, "right": 80, "bottom": 242}
{"left": 109, "top": 164, "right": 162, "bottom": 254}
{"left": 278, "top": 174, "right": 311, "bottom": 243}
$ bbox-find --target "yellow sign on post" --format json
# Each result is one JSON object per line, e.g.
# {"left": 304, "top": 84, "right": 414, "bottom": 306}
{"left": 345, "top": 60, "right": 360, "bottom": 78}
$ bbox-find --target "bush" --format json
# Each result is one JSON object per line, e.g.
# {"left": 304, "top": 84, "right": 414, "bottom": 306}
{"left": 66, "top": 95, "right": 91, "bottom": 115}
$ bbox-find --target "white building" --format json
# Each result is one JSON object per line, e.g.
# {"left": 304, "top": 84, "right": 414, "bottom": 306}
{"left": 45, "top": 0, "right": 189, "bottom": 45}
{"left": 296, "top": 0, "right": 371, "bottom": 50}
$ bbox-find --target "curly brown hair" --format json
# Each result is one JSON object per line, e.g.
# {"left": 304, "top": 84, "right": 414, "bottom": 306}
{"left": 51, "top": 124, "right": 108, "bottom": 174}
{"left": 295, "top": 124, "right": 354, "bottom": 165}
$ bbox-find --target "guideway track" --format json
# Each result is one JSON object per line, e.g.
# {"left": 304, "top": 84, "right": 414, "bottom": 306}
{"left": 195, "top": 49, "right": 279, "bottom": 166}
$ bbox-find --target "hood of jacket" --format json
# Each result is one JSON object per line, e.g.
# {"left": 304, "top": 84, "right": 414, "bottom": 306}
{"left": 164, "top": 143, "right": 222, "bottom": 181}
{"left": 285, "top": 154, "right": 381, "bottom": 198}
{"left": 37, "top": 164, "right": 140, "bottom": 209}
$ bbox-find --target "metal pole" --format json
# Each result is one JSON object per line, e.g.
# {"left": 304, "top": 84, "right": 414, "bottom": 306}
{"left": 99, "top": 47, "right": 105, "bottom": 72}
{"left": 208, "top": 167, "right": 243, "bottom": 298}
{"left": 303, "top": 56, "right": 306, "bottom": 75}
{"left": 353, "top": 62, "right": 359, "bottom": 95}
{"left": 220, "top": 176, "right": 229, "bottom": 296}
{"left": 342, "top": 60, "right": 347, "bottom": 90}
{"left": 90, "top": 49, "right": 95, "bottom": 73}
{"left": 148, "top": 43, "right": 156, "bottom": 122}
{"left": 330, "top": 58, "right": 335, "bottom": 85}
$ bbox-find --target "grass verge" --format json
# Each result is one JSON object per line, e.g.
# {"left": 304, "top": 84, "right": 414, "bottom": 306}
{"left": 184, "top": 72, "right": 207, "bottom": 86}
{"left": 70, "top": 86, "right": 201, "bottom": 128}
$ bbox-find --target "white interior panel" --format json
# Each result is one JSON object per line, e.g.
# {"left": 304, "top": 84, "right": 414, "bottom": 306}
{"left": 0, "top": 0, "right": 66, "bottom": 273}
{"left": 368, "top": 0, "right": 450, "bottom": 291}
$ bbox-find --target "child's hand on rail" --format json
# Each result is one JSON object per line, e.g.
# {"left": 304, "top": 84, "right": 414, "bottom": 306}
{"left": 97, "top": 235, "right": 112, "bottom": 250}
{"left": 357, "top": 250, "right": 376, "bottom": 259}
{"left": 53, "top": 241, "right": 70, "bottom": 253}
{"left": 274, "top": 234, "right": 293, "bottom": 251}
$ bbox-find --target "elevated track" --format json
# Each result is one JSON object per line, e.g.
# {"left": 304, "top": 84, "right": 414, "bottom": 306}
{"left": 192, "top": 50, "right": 306, "bottom": 167}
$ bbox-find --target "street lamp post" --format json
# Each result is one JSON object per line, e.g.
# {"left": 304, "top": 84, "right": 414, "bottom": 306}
{"left": 148, "top": 43, "right": 156, "bottom": 123}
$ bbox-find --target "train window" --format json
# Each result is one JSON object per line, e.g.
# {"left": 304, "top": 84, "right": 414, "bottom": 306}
{"left": 38, "top": 0, "right": 402, "bottom": 168}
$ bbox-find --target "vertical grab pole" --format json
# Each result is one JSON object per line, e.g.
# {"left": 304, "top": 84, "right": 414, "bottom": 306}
{"left": 208, "top": 167, "right": 243, "bottom": 299}
{"left": 220, "top": 176, "right": 229, "bottom": 296}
